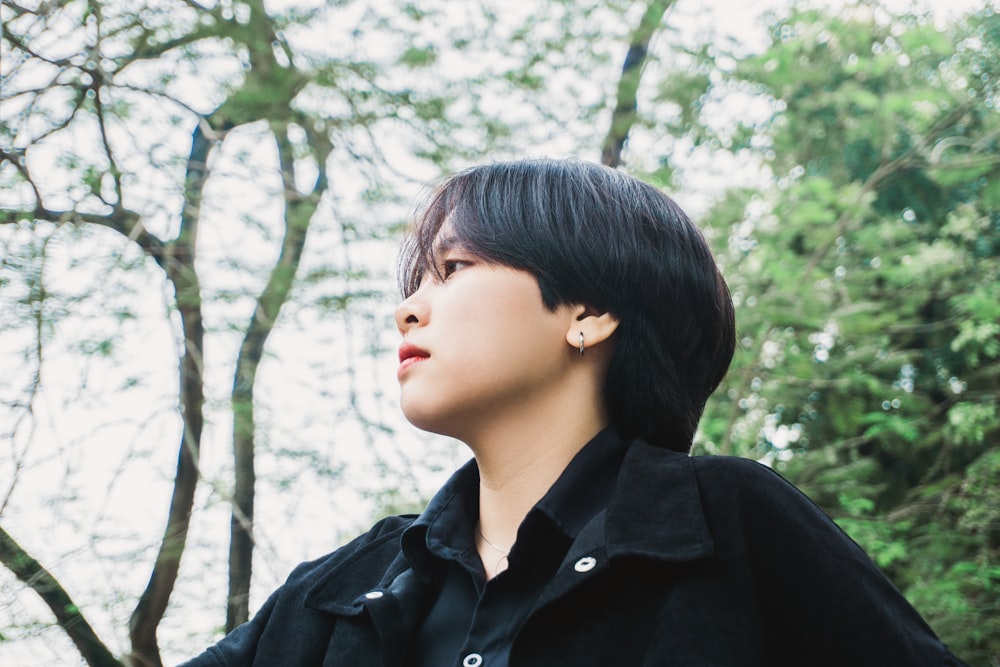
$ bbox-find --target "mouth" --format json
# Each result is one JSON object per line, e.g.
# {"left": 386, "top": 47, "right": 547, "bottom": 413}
{"left": 398, "top": 343, "right": 430, "bottom": 374}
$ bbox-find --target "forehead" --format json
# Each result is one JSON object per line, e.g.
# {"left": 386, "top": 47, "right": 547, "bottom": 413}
{"left": 427, "top": 213, "right": 477, "bottom": 255}
{"left": 431, "top": 226, "right": 462, "bottom": 253}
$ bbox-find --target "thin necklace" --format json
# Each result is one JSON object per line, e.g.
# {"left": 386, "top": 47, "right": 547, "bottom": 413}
{"left": 476, "top": 525, "right": 510, "bottom": 575}
{"left": 476, "top": 526, "right": 510, "bottom": 554}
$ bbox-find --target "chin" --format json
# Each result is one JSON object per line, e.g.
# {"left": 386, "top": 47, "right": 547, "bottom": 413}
{"left": 399, "top": 400, "right": 467, "bottom": 441}
{"left": 400, "top": 400, "right": 445, "bottom": 434}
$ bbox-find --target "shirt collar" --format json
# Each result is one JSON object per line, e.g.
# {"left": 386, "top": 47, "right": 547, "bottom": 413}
{"left": 306, "top": 438, "right": 714, "bottom": 613}
{"left": 532, "top": 426, "right": 629, "bottom": 538}
{"left": 401, "top": 427, "right": 643, "bottom": 579}
{"left": 401, "top": 458, "right": 480, "bottom": 578}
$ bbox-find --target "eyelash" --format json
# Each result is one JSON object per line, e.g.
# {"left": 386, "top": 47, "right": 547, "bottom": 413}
{"left": 441, "top": 259, "right": 465, "bottom": 278}
{"left": 441, "top": 258, "right": 470, "bottom": 278}
{"left": 412, "top": 257, "right": 472, "bottom": 290}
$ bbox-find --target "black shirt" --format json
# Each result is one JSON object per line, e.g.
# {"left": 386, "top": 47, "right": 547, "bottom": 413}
{"left": 401, "top": 428, "right": 629, "bottom": 667}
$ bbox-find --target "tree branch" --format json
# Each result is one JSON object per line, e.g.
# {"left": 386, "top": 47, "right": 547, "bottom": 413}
{"left": 91, "top": 73, "right": 126, "bottom": 208}
{"left": 600, "top": 0, "right": 676, "bottom": 167}
{"left": 0, "top": 525, "right": 123, "bottom": 667}
{"left": 127, "top": 121, "right": 213, "bottom": 667}
{"left": 223, "top": 0, "right": 323, "bottom": 629}
{"left": 1, "top": 20, "right": 75, "bottom": 68}
{"left": 801, "top": 105, "right": 976, "bottom": 279}
{"left": 226, "top": 118, "right": 329, "bottom": 631}
{"left": 0, "top": 205, "right": 169, "bottom": 268}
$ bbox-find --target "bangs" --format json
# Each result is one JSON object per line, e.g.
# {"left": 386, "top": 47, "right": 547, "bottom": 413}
{"left": 397, "top": 159, "right": 632, "bottom": 311}
{"left": 398, "top": 165, "right": 533, "bottom": 299}
{"left": 398, "top": 175, "right": 467, "bottom": 298}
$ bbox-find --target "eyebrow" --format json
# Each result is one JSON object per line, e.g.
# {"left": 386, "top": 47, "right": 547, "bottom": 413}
{"left": 431, "top": 234, "right": 465, "bottom": 254}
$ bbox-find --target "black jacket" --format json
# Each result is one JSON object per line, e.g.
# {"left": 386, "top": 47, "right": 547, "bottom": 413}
{"left": 182, "top": 442, "right": 965, "bottom": 666}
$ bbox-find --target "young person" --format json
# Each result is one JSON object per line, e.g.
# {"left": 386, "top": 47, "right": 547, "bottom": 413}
{"left": 183, "top": 159, "right": 965, "bottom": 666}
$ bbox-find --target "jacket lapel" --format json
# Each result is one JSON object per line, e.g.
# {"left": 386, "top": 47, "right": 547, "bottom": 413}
{"left": 304, "top": 528, "right": 427, "bottom": 667}
{"left": 529, "top": 441, "right": 715, "bottom": 614}
{"left": 300, "top": 440, "right": 714, "bottom": 664}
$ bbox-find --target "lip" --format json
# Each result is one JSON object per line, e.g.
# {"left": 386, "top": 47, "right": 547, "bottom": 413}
{"left": 397, "top": 343, "right": 429, "bottom": 377}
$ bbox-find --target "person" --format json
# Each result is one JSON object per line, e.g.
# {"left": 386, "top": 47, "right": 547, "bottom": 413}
{"left": 182, "top": 158, "right": 966, "bottom": 666}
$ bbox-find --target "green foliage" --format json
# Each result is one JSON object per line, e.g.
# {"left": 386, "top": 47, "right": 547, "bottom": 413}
{"left": 398, "top": 45, "right": 437, "bottom": 68}
{"left": 681, "top": 5, "right": 999, "bottom": 663}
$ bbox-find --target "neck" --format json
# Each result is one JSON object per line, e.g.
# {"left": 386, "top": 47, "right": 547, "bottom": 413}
{"left": 469, "top": 389, "right": 609, "bottom": 576}
{"left": 436, "top": 343, "right": 614, "bottom": 579}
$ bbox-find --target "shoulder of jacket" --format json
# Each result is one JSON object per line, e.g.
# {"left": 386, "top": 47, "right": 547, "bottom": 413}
{"left": 688, "top": 453, "right": 774, "bottom": 476}
{"left": 283, "top": 514, "right": 416, "bottom": 586}
{"left": 687, "top": 454, "right": 800, "bottom": 502}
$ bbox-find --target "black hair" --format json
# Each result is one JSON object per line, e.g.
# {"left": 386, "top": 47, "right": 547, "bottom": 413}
{"left": 398, "top": 158, "right": 735, "bottom": 453}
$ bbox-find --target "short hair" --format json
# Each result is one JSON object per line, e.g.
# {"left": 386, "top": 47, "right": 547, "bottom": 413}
{"left": 398, "top": 158, "right": 735, "bottom": 453}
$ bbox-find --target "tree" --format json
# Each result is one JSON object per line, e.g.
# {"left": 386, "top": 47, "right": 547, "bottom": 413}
{"left": 641, "top": 5, "right": 998, "bottom": 662}
{"left": 0, "top": 0, "right": 510, "bottom": 663}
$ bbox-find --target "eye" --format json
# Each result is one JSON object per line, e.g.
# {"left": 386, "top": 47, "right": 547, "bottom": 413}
{"left": 442, "top": 258, "right": 472, "bottom": 278}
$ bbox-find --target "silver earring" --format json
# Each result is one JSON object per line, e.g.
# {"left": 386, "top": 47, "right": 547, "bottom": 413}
{"left": 579, "top": 332, "right": 585, "bottom": 357}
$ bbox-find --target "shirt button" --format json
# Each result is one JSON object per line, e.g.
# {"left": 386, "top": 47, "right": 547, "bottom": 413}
{"left": 574, "top": 556, "right": 597, "bottom": 572}
{"left": 364, "top": 590, "right": 384, "bottom": 599}
{"left": 462, "top": 653, "right": 483, "bottom": 667}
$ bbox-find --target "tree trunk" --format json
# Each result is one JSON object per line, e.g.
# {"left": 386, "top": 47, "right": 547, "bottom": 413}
{"left": 127, "top": 123, "right": 212, "bottom": 667}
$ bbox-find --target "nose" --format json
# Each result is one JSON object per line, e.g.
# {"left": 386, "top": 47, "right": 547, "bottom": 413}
{"left": 394, "top": 291, "right": 429, "bottom": 335}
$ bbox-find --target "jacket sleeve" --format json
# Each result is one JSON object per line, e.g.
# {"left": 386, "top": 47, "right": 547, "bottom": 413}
{"left": 700, "top": 457, "right": 968, "bottom": 666}
{"left": 177, "top": 584, "right": 281, "bottom": 667}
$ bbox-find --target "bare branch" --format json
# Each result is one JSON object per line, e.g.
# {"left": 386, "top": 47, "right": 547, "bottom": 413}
{"left": 0, "top": 526, "right": 124, "bottom": 667}
{"left": 123, "top": 4, "right": 229, "bottom": 65}
{"left": 0, "top": 205, "right": 170, "bottom": 270}
{"left": 1, "top": 0, "right": 40, "bottom": 18}
{"left": 226, "top": 119, "right": 329, "bottom": 630}
{"left": 92, "top": 78, "right": 125, "bottom": 207}
{"left": 128, "top": 121, "right": 213, "bottom": 666}
{"left": 1, "top": 147, "right": 45, "bottom": 206}
{"left": 1, "top": 20, "right": 75, "bottom": 68}
{"left": 601, "top": 0, "right": 677, "bottom": 167}
{"left": 929, "top": 124, "right": 1000, "bottom": 163}
{"left": 0, "top": 226, "right": 58, "bottom": 518}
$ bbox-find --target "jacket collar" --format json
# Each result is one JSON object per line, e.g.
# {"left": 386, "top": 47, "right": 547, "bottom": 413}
{"left": 303, "top": 529, "right": 415, "bottom": 615}
{"left": 304, "top": 438, "right": 714, "bottom": 614}
{"left": 400, "top": 426, "right": 631, "bottom": 580}
{"left": 604, "top": 440, "right": 714, "bottom": 562}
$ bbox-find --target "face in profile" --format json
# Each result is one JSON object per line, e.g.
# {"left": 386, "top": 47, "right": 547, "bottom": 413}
{"left": 394, "top": 240, "right": 580, "bottom": 443}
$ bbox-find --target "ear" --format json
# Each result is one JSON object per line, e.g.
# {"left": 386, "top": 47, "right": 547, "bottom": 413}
{"left": 565, "top": 305, "right": 620, "bottom": 352}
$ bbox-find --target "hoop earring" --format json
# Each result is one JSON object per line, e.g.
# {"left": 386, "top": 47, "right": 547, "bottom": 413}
{"left": 579, "top": 332, "right": 585, "bottom": 357}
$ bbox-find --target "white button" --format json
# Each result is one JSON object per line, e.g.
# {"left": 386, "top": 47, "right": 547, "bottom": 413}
{"left": 364, "top": 590, "right": 383, "bottom": 599}
{"left": 574, "top": 556, "right": 597, "bottom": 572}
{"left": 462, "top": 653, "right": 483, "bottom": 667}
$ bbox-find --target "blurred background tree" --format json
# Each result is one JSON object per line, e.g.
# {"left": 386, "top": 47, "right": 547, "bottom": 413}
{"left": 1, "top": 0, "right": 996, "bottom": 665}
{"left": 1, "top": 0, "right": 521, "bottom": 663}
{"left": 678, "top": 6, "right": 1000, "bottom": 662}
